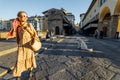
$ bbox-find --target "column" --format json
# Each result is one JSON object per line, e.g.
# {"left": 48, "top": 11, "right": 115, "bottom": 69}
{"left": 110, "top": 15, "right": 118, "bottom": 38}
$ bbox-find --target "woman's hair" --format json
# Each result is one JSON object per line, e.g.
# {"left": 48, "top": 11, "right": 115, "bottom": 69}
{"left": 17, "top": 11, "right": 28, "bottom": 17}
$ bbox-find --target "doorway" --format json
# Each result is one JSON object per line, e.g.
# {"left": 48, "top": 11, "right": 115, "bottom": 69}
{"left": 55, "top": 26, "right": 60, "bottom": 35}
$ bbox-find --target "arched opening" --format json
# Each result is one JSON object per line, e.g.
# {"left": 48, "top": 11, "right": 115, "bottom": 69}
{"left": 55, "top": 26, "right": 60, "bottom": 35}
{"left": 99, "top": 7, "right": 111, "bottom": 37}
{"left": 102, "top": 13, "right": 111, "bottom": 37}
{"left": 99, "top": 6, "right": 110, "bottom": 22}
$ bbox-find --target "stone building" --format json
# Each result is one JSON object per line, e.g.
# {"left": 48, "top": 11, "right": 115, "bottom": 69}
{"left": 80, "top": 0, "right": 120, "bottom": 38}
{"left": 43, "top": 8, "right": 74, "bottom": 36}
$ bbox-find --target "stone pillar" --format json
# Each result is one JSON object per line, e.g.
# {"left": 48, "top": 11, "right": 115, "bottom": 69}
{"left": 98, "top": 22, "right": 103, "bottom": 37}
{"left": 109, "top": 15, "right": 118, "bottom": 38}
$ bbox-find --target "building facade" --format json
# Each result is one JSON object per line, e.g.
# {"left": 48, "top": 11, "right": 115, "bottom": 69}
{"left": 81, "top": 0, "right": 120, "bottom": 38}
{"left": 80, "top": 0, "right": 100, "bottom": 35}
{"left": 43, "top": 8, "right": 74, "bottom": 36}
{"left": 0, "top": 19, "right": 11, "bottom": 31}
{"left": 66, "top": 13, "right": 75, "bottom": 28}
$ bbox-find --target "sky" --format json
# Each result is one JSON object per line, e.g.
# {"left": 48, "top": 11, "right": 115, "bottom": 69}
{"left": 0, "top": 0, "right": 92, "bottom": 24}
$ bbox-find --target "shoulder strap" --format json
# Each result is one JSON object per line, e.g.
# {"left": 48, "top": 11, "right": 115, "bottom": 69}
{"left": 26, "top": 23, "right": 35, "bottom": 38}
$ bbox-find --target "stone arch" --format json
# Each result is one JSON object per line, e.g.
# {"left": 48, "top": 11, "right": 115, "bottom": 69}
{"left": 99, "top": 6, "right": 111, "bottom": 22}
{"left": 114, "top": 0, "right": 120, "bottom": 15}
{"left": 99, "top": 6, "right": 111, "bottom": 37}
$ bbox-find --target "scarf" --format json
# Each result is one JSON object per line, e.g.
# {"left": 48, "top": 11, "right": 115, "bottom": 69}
{"left": 6, "top": 19, "right": 20, "bottom": 40}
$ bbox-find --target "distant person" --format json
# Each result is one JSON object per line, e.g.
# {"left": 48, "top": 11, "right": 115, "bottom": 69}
{"left": 99, "top": 31, "right": 104, "bottom": 39}
{"left": 46, "top": 31, "right": 51, "bottom": 39}
{"left": 114, "top": 32, "right": 119, "bottom": 39}
{"left": 6, "top": 11, "right": 41, "bottom": 80}
{"left": 94, "top": 29, "right": 98, "bottom": 39}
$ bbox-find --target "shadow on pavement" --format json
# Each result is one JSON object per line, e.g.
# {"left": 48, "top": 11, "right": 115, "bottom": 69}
{"left": 42, "top": 41, "right": 120, "bottom": 67}
{"left": 0, "top": 65, "right": 12, "bottom": 73}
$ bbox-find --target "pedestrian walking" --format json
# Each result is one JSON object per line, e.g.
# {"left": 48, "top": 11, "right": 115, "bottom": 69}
{"left": 46, "top": 30, "right": 51, "bottom": 39}
{"left": 94, "top": 29, "right": 98, "bottom": 39}
{"left": 99, "top": 31, "right": 104, "bottom": 39}
{"left": 114, "top": 32, "right": 119, "bottom": 39}
{"left": 6, "top": 11, "right": 41, "bottom": 80}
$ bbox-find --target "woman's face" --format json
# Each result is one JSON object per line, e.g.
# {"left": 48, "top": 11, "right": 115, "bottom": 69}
{"left": 18, "top": 12, "right": 28, "bottom": 22}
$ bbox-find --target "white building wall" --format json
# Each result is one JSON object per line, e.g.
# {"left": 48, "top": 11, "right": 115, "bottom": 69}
{"left": 80, "top": 14, "right": 85, "bottom": 28}
{"left": 99, "top": 0, "right": 118, "bottom": 16}
{"left": 82, "top": 0, "right": 119, "bottom": 27}
{"left": 83, "top": 0, "right": 100, "bottom": 27}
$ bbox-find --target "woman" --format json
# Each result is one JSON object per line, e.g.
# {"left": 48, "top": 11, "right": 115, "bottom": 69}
{"left": 6, "top": 11, "right": 41, "bottom": 79}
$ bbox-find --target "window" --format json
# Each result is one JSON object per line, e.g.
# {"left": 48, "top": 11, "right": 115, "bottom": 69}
{"left": 94, "top": 9, "right": 96, "bottom": 12}
{"left": 100, "top": 0, "right": 105, "bottom": 6}
{"left": 51, "top": 11, "right": 55, "bottom": 15}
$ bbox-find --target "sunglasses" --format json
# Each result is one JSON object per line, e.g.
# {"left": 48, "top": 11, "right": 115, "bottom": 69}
{"left": 18, "top": 15, "right": 28, "bottom": 18}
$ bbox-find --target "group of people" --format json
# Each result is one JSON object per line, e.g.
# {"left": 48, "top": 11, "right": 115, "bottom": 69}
{"left": 94, "top": 29, "right": 119, "bottom": 39}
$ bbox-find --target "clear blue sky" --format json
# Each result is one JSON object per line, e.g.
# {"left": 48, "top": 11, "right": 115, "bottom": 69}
{"left": 0, "top": 0, "right": 92, "bottom": 24}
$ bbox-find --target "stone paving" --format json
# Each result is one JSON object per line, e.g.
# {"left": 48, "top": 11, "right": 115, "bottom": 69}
{"left": 0, "top": 37, "right": 62, "bottom": 79}
{"left": 1, "top": 36, "right": 120, "bottom": 80}
{"left": 33, "top": 36, "right": 120, "bottom": 80}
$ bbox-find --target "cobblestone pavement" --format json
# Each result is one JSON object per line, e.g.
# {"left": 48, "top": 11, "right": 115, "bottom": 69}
{"left": 34, "top": 36, "right": 120, "bottom": 80}
{"left": 1, "top": 36, "right": 120, "bottom": 80}
{"left": 1, "top": 37, "right": 63, "bottom": 80}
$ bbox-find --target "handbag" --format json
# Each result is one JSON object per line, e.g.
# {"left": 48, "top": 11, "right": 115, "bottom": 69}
{"left": 31, "top": 37, "right": 41, "bottom": 51}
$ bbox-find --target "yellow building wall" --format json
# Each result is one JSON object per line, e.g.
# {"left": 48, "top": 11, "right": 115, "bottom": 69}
{"left": 117, "top": 18, "right": 120, "bottom": 32}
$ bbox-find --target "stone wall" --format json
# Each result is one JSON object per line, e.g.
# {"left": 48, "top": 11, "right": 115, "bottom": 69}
{"left": 44, "top": 9, "right": 64, "bottom": 35}
{"left": 98, "top": 15, "right": 119, "bottom": 38}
